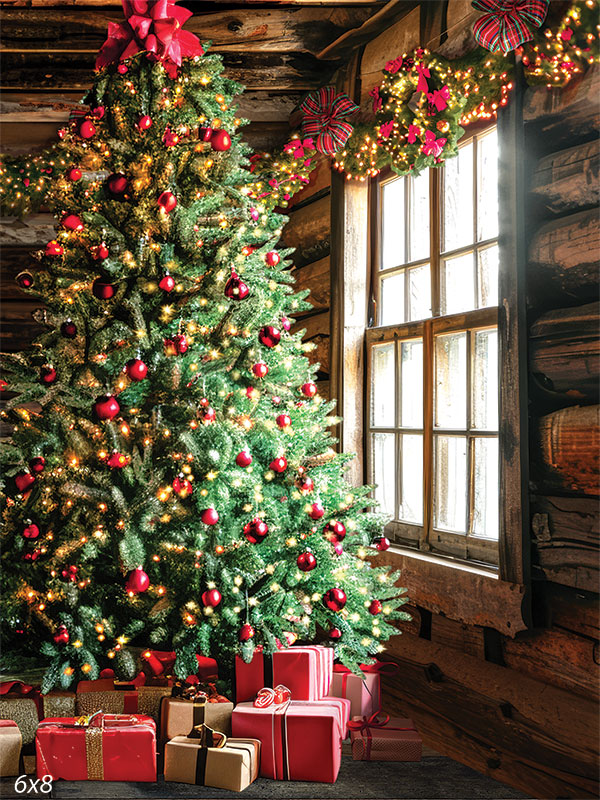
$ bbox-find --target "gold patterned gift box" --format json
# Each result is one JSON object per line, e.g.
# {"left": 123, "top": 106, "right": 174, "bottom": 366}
{"left": 76, "top": 685, "right": 171, "bottom": 722}
{"left": 41, "top": 691, "right": 76, "bottom": 719}
{"left": 160, "top": 696, "right": 233, "bottom": 745}
{"left": 0, "top": 720, "right": 22, "bottom": 777}
{"left": 0, "top": 698, "right": 38, "bottom": 746}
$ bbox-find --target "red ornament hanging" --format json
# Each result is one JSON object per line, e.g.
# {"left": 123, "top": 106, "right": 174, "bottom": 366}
{"left": 159, "top": 273, "right": 175, "bottom": 292}
{"left": 236, "top": 450, "right": 252, "bottom": 468}
{"left": 251, "top": 362, "right": 268, "bottom": 378}
{"left": 163, "top": 127, "right": 180, "bottom": 147}
{"left": 264, "top": 251, "right": 280, "bottom": 267}
{"left": 270, "top": 456, "right": 288, "bottom": 473}
{"left": 372, "top": 536, "right": 390, "bottom": 552}
{"left": 117, "top": 64, "right": 128, "bottom": 74}
{"left": 297, "top": 551, "right": 317, "bottom": 572}
{"left": 29, "top": 456, "right": 45, "bottom": 473}
{"left": 309, "top": 502, "right": 325, "bottom": 520}
{"left": 93, "top": 394, "right": 120, "bottom": 421}
{"left": 369, "top": 599, "right": 383, "bottom": 615}
{"left": 40, "top": 365, "right": 57, "bottom": 385}
{"left": 92, "top": 243, "right": 110, "bottom": 260}
{"left": 199, "top": 127, "right": 213, "bottom": 142}
{"left": 241, "top": 245, "right": 255, "bottom": 256}
{"left": 210, "top": 130, "right": 231, "bottom": 151}
{"left": 91, "top": 106, "right": 105, "bottom": 119}
{"left": 125, "top": 358, "right": 148, "bottom": 381}
{"left": 92, "top": 278, "right": 115, "bottom": 300}
{"left": 16, "top": 271, "right": 34, "bottom": 289}
{"left": 15, "top": 471, "right": 35, "bottom": 494}
{"left": 106, "top": 172, "right": 129, "bottom": 200}
{"left": 239, "top": 623, "right": 255, "bottom": 641}
{"left": 45, "top": 240, "right": 64, "bottom": 257}
{"left": 276, "top": 414, "right": 291, "bottom": 429}
{"left": 201, "top": 589, "right": 222, "bottom": 608}
{"left": 53, "top": 626, "right": 70, "bottom": 645}
{"left": 323, "top": 587, "right": 347, "bottom": 612}
{"left": 158, "top": 191, "right": 177, "bottom": 213}
{"left": 138, "top": 115, "right": 153, "bottom": 130}
{"left": 243, "top": 518, "right": 269, "bottom": 544}
{"left": 246, "top": 386, "right": 256, "bottom": 399}
{"left": 329, "top": 627, "right": 342, "bottom": 640}
{"left": 126, "top": 567, "right": 150, "bottom": 594}
{"left": 60, "top": 320, "right": 77, "bottom": 338}
{"left": 67, "top": 167, "right": 82, "bottom": 182}
{"left": 200, "top": 406, "right": 216, "bottom": 425}
{"left": 297, "top": 475, "right": 314, "bottom": 494}
{"left": 258, "top": 326, "right": 281, "bottom": 348}
{"left": 173, "top": 474, "right": 193, "bottom": 497}
{"left": 224, "top": 272, "right": 249, "bottom": 300}
{"left": 301, "top": 382, "right": 317, "bottom": 398}
{"left": 107, "top": 451, "right": 130, "bottom": 468}
{"left": 201, "top": 508, "right": 219, "bottom": 525}
{"left": 164, "top": 335, "right": 188, "bottom": 356}
{"left": 23, "top": 522, "right": 40, "bottom": 539}
{"left": 323, "top": 520, "right": 346, "bottom": 544}
{"left": 79, "top": 120, "right": 96, "bottom": 139}
{"left": 62, "top": 214, "right": 84, "bottom": 232}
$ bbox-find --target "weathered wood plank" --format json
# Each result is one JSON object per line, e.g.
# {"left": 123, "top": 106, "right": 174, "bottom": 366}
{"left": 0, "top": 1, "right": 386, "bottom": 9}
{"left": 281, "top": 193, "right": 330, "bottom": 267}
{"left": 0, "top": 214, "right": 55, "bottom": 247}
{"left": 381, "top": 633, "right": 599, "bottom": 799}
{"left": 429, "top": 614, "right": 486, "bottom": 659}
{"left": 531, "top": 139, "right": 600, "bottom": 215}
{"left": 292, "top": 256, "right": 330, "bottom": 314}
{"left": 529, "top": 301, "right": 600, "bottom": 402}
{"left": 534, "top": 405, "right": 600, "bottom": 497}
{"left": 542, "top": 581, "right": 600, "bottom": 640}
{"left": 1, "top": 301, "right": 46, "bottom": 350}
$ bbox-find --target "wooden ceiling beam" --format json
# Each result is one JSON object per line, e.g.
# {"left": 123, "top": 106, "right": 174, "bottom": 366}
{"left": 0, "top": 1, "right": 386, "bottom": 6}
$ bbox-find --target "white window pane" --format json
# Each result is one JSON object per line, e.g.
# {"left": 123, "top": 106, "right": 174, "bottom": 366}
{"left": 381, "top": 178, "right": 405, "bottom": 269}
{"left": 472, "top": 329, "right": 498, "bottom": 431}
{"left": 372, "top": 433, "right": 395, "bottom": 516}
{"left": 442, "top": 252, "right": 475, "bottom": 315}
{"left": 473, "top": 437, "right": 499, "bottom": 539}
{"left": 409, "top": 171, "right": 430, "bottom": 262}
{"left": 408, "top": 265, "right": 432, "bottom": 321}
{"left": 434, "top": 435, "right": 467, "bottom": 533}
{"left": 371, "top": 343, "right": 395, "bottom": 427}
{"left": 435, "top": 332, "right": 467, "bottom": 429}
{"left": 399, "top": 434, "right": 423, "bottom": 524}
{"left": 443, "top": 142, "right": 473, "bottom": 252}
{"left": 380, "top": 273, "right": 405, "bottom": 326}
{"left": 477, "top": 129, "right": 499, "bottom": 242}
{"left": 478, "top": 244, "right": 499, "bottom": 308}
{"left": 400, "top": 339, "right": 423, "bottom": 428}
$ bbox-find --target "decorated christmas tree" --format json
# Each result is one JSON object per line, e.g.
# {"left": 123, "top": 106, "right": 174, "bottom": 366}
{"left": 0, "top": 0, "right": 407, "bottom": 693}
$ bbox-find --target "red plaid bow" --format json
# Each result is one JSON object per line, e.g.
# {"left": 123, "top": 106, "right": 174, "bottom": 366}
{"left": 96, "top": 0, "right": 204, "bottom": 76}
{"left": 472, "top": 0, "right": 549, "bottom": 54}
{"left": 300, "top": 87, "right": 359, "bottom": 155}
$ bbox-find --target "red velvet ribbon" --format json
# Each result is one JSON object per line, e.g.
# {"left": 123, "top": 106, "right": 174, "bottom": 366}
{"left": 0, "top": 680, "right": 42, "bottom": 717}
{"left": 348, "top": 712, "right": 417, "bottom": 760}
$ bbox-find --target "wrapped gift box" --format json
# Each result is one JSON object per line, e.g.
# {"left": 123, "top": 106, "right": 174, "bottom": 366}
{"left": 160, "top": 696, "right": 233, "bottom": 743}
{"left": 349, "top": 715, "right": 422, "bottom": 761}
{"left": 235, "top": 644, "right": 333, "bottom": 703}
{"left": 36, "top": 715, "right": 157, "bottom": 781}
{"left": 328, "top": 664, "right": 380, "bottom": 719}
{"left": 165, "top": 729, "right": 260, "bottom": 792}
{"left": 76, "top": 684, "right": 170, "bottom": 722}
{"left": 232, "top": 701, "right": 343, "bottom": 782}
{"left": 0, "top": 698, "right": 38, "bottom": 746}
{"left": 41, "top": 691, "right": 76, "bottom": 719}
{"left": 0, "top": 720, "right": 22, "bottom": 777}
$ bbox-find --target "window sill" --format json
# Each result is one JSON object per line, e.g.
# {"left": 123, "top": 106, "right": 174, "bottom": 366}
{"left": 387, "top": 544, "right": 499, "bottom": 579}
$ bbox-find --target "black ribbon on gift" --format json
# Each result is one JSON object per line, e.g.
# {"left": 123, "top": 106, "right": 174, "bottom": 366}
{"left": 187, "top": 724, "right": 227, "bottom": 786}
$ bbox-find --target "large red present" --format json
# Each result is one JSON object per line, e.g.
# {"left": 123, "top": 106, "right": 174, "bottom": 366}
{"left": 36, "top": 715, "right": 157, "bottom": 781}
{"left": 349, "top": 713, "right": 422, "bottom": 761}
{"left": 328, "top": 662, "right": 398, "bottom": 718}
{"left": 232, "top": 701, "right": 343, "bottom": 782}
{"left": 235, "top": 645, "right": 333, "bottom": 703}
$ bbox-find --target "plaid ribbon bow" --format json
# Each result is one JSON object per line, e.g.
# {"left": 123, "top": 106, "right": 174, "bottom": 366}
{"left": 472, "top": 0, "right": 550, "bottom": 54}
{"left": 300, "top": 87, "right": 359, "bottom": 155}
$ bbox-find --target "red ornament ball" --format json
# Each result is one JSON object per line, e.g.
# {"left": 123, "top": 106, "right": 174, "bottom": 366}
{"left": 92, "top": 278, "right": 115, "bottom": 300}
{"left": 239, "top": 623, "right": 255, "bottom": 642}
{"left": 138, "top": 115, "right": 153, "bottom": 131}
{"left": 258, "top": 326, "right": 281, "bottom": 348}
{"left": 106, "top": 172, "right": 129, "bottom": 200}
{"left": 270, "top": 456, "right": 287, "bottom": 473}
{"left": 210, "top": 130, "right": 231, "bottom": 151}
{"left": 159, "top": 273, "right": 175, "bottom": 292}
{"left": 117, "top": 64, "right": 128, "bottom": 75}
{"left": 165, "top": 335, "right": 188, "bottom": 356}
{"left": 158, "top": 190, "right": 177, "bottom": 213}
{"left": 29, "top": 456, "right": 45, "bottom": 473}
{"left": 94, "top": 394, "right": 120, "bottom": 421}
{"left": 23, "top": 522, "right": 40, "bottom": 539}
{"left": 79, "top": 120, "right": 96, "bottom": 139}
{"left": 40, "top": 365, "right": 57, "bottom": 385}
{"left": 200, "top": 406, "right": 216, "bottom": 424}
{"left": 53, "top": 626, "right": 70, "bottom": 646}
{"left": 125, "top": 358, "right": 148, "bottom": 381}
{"left": 252, "top": 362, "right": 268, "bottom": 379}
{"left": 16, "top": 271, "right": 34, "bottom": 289}
{"left": 107, "top": 451, "right": 130, "bottom": 468}
{"left": 199, "top": 127, "right": 213, "bottom": 142}
{"left": 323, "top": 588, "right": 347, "bottom": 612}
{"left": 301, "top": 382, "right": 317, "bottom": 398}
{"left": 45, "top": 240, "right": 64, "bottom": 257}
{"left": 329, "top": 627, "right": 342, "bottom": 640}
{"left": 264, "top": 251, "right": 280, "bottom": 267}
{"left": 236, "top": 450, "right": 253, "bottom": 468}
{"left": 163, "top": 128, "right": 180, "bottom": 147}
{"left": 368, "top": 599, "right": 383, "bottom": 615}
{"left": 243, "top": 517, "right": 269, "bottom": 544}
{"left": 246, "top": 386, "right": 256, "bottom": 399}
{"left": 224, "top": 272, "right": 249, "bottom": 301}
{"left": 91, "top": 106, "right": 105, "bottom": 119}
{"left": 201, "top": 508, "right": 219, "bottom": 525}
{"left": 372, "top": 536, "right": 390, "bottom": 552}
{"left": 23, "top": 550, "right": 41, "bottom": 562}
{"left": 15, "top": 471, "right": 35, "bottom": 494}
{"left": 201, "top": 589, "right": 222, "bottom": 608}
{"left": 297, "top": 551, "right": 317, "bottom": 572}
{"left": 309, "top": 502, "right": 325, "bottom": 520}
{"left": 297, "top": 476, "right": 314, "bottom": 493}
{"left": 62, "top": 214, "right": 84, "bottom": 232}
{"left": 276, "top": 414, "right": 291, "bottom": 429}
{"left": 61, "top": 320, "right": 77, "bottom": 338}
{"left": 126, "top": 567, "right": 150, "bottom": 594}
{"left": 93, "top": 243, "right": 110, "bottom": 260}
{"left": 67, "top": 167, "right": 82, "bottom": 182}
{"left": 173, "top": 474, "right": 193, "bottom": 497}
{"left": 61, "top": 565, "right": 78, "bottom": 582}
{"left": 323, "top": 520, "right": 346, "bottom": 544}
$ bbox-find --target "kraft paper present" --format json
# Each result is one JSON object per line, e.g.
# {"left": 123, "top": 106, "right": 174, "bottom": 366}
{"left": 349, "top": 714, "right": 422, "bottom": 761}
{"left": 160, "top": 696, "right": 233, "bottom": 743}
{"left": 0, "top": 720, "right": 22, "bottom": 777}
{"left": 164, "top": 735, "right": 260, "bottom": 791}
{"left": 0, "top": 698, "right": 38, "bottom": 745}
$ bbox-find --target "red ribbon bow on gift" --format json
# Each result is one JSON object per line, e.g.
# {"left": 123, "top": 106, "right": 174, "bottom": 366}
{"left": 96, "top": 0, "right": 204, "bottom": 76}
{"left": 427, "top": 85, "right": 450, "bottom": 113}
{"left": 253, "top": 685, "right": 291, "bottom": 708}
{"left": 300, "top": 87, "right": 359, "bottom": 155}
{"left": 472, "top": 0, "right": 550, "bottom": 54}
{"left": 422, "top": 130, "right": 447, "bottom": 158}
{"left": 283, "top": 137, "right": 315, "bottom": 159}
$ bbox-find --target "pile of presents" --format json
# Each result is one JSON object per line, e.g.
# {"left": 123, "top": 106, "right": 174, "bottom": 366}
{"left": 0, "top": 646, "right": 421, "bottom": 791}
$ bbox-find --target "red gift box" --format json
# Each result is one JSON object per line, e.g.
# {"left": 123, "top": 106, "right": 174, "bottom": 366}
{"left": 235, "top": 645, "right": 333, "bottom": 703}
{"left": 141, "top": 650, "right": 218, "bottom": 680}
{"left": 349, "top": 713, "right": 422, "bottom": 761}
{"left": 36, "top": 715, "right": 157, "bottom": 781}
{"left": 232, "top": 701, "right": 343, "bottom": 782}
{"left": 328, "top": 662, "right": 398, "bottom": 718}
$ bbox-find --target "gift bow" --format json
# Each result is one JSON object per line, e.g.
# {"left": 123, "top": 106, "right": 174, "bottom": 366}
{"left": 348, "top": 711, "right": 416, "bottom": 735}
{"left": 253, "top": 684, "right": 291, "bottom": 708}
{"left": 188, "top": 723, "right": 227, "bottom": 748}
{"left": 283, "top": 137, "right": 315, "bottom": 159}
{"left": 422, "top": 130, "right": 447, "bottom": 158}
{"left": 472, "top": 0, "right": 549, "bottom": 54}
{"left": 369, "top": 86, "right": 383, "bottom": 113}
{"left": 96, "top": 0, "right": 204, "bottom": 75}
{"left": 416, "top": 63, "right": 431, "bottom": 93}
{"left": 300, "top": 87, "right": 359, "bottom": 155}
{"left": 427, "top": 85, "right": 450, "bottom": 113}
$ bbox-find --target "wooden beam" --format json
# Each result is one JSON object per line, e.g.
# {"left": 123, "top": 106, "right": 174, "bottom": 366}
{"left": 280, "top": 193, "right": 331, "bottom": 267}
{"left": 531, "top": 138, "right": 599, "bottom": 216}
{"left": 292, "top": 256, "right": 330, "bottom": 314}
{"left": 0, "top": 1, "right": 388, "bottom": 6}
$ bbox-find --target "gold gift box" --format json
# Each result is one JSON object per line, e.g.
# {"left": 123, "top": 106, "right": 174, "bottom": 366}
{"left": 41, "top": 691, "right": 76, "bottom": 719}
{"left": 164, "top": 735, "right": 260, "bottom": 792}
{"left": 76, "top": 686, "right": 170, "bottom": 722}
{"left": 0, "top": 721, "right": 22, "bottom": 777}
{"left": 160, "top": 697, "right": 233, "bottom": 743}
{"left": 0, "top": 698, "right": 38, "bottom": 746}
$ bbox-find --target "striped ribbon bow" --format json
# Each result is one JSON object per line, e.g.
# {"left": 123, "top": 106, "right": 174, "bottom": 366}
{"left": 300, "top": 87, "right": 359, "bottom": 155}
{"left": 472, "top": 0, "right": 550, "bottom": 54}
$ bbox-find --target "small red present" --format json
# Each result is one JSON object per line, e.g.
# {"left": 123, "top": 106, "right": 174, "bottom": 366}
{"left": 349, "top": 713, "right": 422, "bottom": 761}
{"left": 328, "top": 662, "right": 398, "bottom": 718}
{"left": 235, "top": 645, "right": 333, "bottom": 703}
{"left": 232, "top": 700, "right": 343, "bottom": 782}
{"left": 36, "top": 714, "right": 156, "bottom": 781}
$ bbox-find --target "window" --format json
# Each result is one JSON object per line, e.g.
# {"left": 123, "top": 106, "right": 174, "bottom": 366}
{"left": 367, "top": 127, "right": 500, "bottom": 567}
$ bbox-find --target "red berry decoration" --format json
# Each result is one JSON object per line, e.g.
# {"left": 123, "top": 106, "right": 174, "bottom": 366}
{"left": 40, "top": 365, "right": 57, "bottom": 385}
{"left": 62, "top": 214, "right": 84, "bottom": 232}
{"left": 16, "top": 271, "right": 34, "bottom": 289}
{"left": 163, "top": 127, "right": 180, "bottom": 147}
{"left": 45, "top": 240, "right": 64, "bottom": 257}
{"left": 23, "top": 522, "right": 40, "bottom": 539}
{"left": 15, "top": 471, "right": 35, "bottom": 494}
{"left": 29, "top": 456, "right": 45, "bottom": 473}
{"left": 210, "top": 129, "right": 231, "bottom": 151}
{"left": 93, "top": 394, "right": 120, "bottom": 421}
{"left": 125, "top": 358, "right": 148, "bottom": 381}
{"left": 93, "top": 243, "right": 110, "bottom": 260}
{"left": 243, "top": 518, "right": 269, "bottom": 544}
{"left": 92, "top": 278, "right": 115, "bottom": 300}
{"left": 201, "top": 508, "right": 219, "bottom": 525}
{"left": 252, "top": 362, "right": 268, "bottom": 379}
{"left": 53, "top": 626, "right": 70, "bottom": 645}
{"left": 329, "top": 627, "right": 342, "bottom": 640}
{"left": 61, "top": 320, "right": 77, "bottom": 338}
{"left": 126, "top": 567, "right": 150, "bottom": 594}
{"left": 309, "top": 502, "right": 325, "bottom": 520}
{"left": 23, "top": 550, "right": 41, "bottom": 562}
{"left": 159, "top": 273, "right": 175, "bottom": 292}
{"left": 236, "top": 450, "right": 252, "bottom": 468}
{"left": 323, "top": 588, "right": 347, "bottom": 612}
{"left": 61, "top": 565, "right": 78, "bottom": 582}
{"left": 270, "top": 456, "right": 287, "bottom": 473}
{"left": 276, "top": 414, "right": 291, "bottom": 429}
{"left": 297, "top": 476, "right": 314, "bottom": 493}
{"left": 67, "top": 167, "right": 82, "bottom": 182}
{"left": 117, "top": 64, "right": 128, "bottom": 74}
{"left": 138, "top": 115, "right": 153, "bottom": 130}
{"left": 224, "top": 272, "right": 249, "bottom": 300}
{"left": 173, "top": 474, "right": 193, "bottom": 497}
{"left": 264, "top": 251, "right": 280, "bottom": 267}
{"left": 239, "top": 623, "right": 255, "bottom": 642}
{"left": 201, "top": 589, "right": 222, "bottom": 608}
{"left": 323, "top": 520, "right": 346, "bottom": 544}
{"left": 369, "top": 599, "right": 383, "bottom": 615}
{"left": 79, "top": 120, "right": 96, "bottom": 139}
{"left": 199, "top": 127, "right": 213, "bottom": 142}
{"left": 106, "top": 172, "right": 129, "bottom": 200}
{"left": 107, "top": 451, "right": 130, "bottom": 468}
{"left": 258, "top": 326, "right": 281, "bottom": 348}
{"left": 301, "top": 382, "right": 317, "bottom": 398}
{"left": 158, "top": 190, "right": 177, "bottom": 213}
{"left": 297, "top": 551, "right": 317, "bottom": 572}
{"left": 373, "top": 536, "right": 390, "bottom": 552}
{"left": 164, "top": 334, "right": 188, "bottom": 356}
